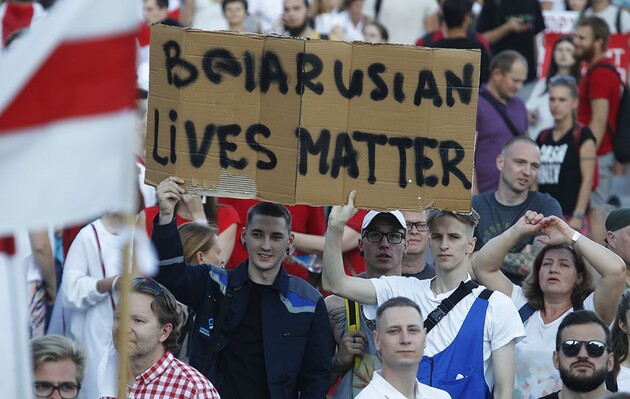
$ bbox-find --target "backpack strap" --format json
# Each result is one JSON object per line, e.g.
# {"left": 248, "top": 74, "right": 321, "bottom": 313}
{"left": 478, "top": 288, "right": 493, "bottom": 301}
{"left": 424, "top": 280, "right": 479, "bottom": 333}
{"left": 616, "top": 6, "right": 622, "bottom": 34}
{"left": 518, "top": 303, "right": 536, "bottom": 323}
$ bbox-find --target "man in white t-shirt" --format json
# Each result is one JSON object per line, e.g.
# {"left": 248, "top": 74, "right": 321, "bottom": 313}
{"left": 322, "top": 192, "right": 525, "bottom": 399}
{"left": 581, "top": 0, "right": 630, "bottom": 33}
{"left": 356, "top": 297, "right": 451, "bottom": 399}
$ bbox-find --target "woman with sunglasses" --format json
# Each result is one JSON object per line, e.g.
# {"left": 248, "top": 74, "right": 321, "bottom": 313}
{"left": 612, "top": 290, "right": 630, "bottom": 391}
{"left": 536, "top": 75, "right": 597, "bottom": 233}
{"left": 472, "top": 211, "right": 625, "bottom": 399}
{"left": 525, "top": 35, "right": 582, "bottom": 140}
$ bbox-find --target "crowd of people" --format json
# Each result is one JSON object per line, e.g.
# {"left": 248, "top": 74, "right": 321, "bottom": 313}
{"left": 5, "top": 0, "right": 630, "bottom": 398}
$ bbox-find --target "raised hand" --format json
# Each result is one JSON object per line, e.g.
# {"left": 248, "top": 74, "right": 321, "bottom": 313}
{"left": 328, "top": 190, "right": 358, "bottom": 228}
{"left": 156, "top": 176, "right": 185, "bottom": 224}
{"left": 537, "top": 215, "right": 574, "bottom": 246}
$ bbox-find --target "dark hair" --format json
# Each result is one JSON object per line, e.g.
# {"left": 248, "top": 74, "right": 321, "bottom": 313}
{"left": 427, "top": 208, "right": 480, "bottom": 235}
{"left": 31, "top": 335, "right": 87, "bottom": 384}
{"left": 523, "top": 244, "right": 593, "bottom": 311}
{"left": 246, "top": 202, "right": 292, "bottom": 232}
{"left": 556, "top": 310, "right": 611, "bottom": 350}
{"left": 489, "top": 49, "right": 527, "bottom": 74}
{"left": 577, "top": 15, "right": 610, "bottom": 50}
{"left": 153, "top": 0, "right": 169, "bottom": 9}
{"left": 130, "top": 279, "right": 185, "bottom": 353}
{"left": 501, "top": 135, "right": 539, "bottom": 155}
{"left": 222, "top": 0, "right": 248, "bottom": 12}
{"left": 442, "top": 0, "right": 473, "bottom": 29}
{"left": 612, "top": 290, "right": 630, "bottom": 379}
{"left": 376, "top": 296, "right": 423, "bottom": 329}
{"left": 364, "top": 21, "right": 389, "bottom": 42}
{"left": 545, "top": 36, "right": 581, "bottom": 92}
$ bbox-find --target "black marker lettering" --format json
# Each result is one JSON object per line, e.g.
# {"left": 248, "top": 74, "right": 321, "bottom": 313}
{"left": 152, "top": 109, "right": 168, "bottom": 166}
{"left": 296, "top": 53, "right": 324, "bottom": 95}
{"left": 414, "top": 70, "right": 443, "bottom": 107}
{"left": 439, "top": 140, "right": 472, "bottom": 189}
{"left": 297, "top": 127, "right": 331, "bottom": 175}
{"left": 202, "top": 48, "right": 242, "bottom": 84}
{"left": 261, "top": 51, "right": 288, "bottom": 94}
{"left": 388, "top": 137, "right": 413, "bottom": 188}
{"left": 163, "top": 40, "right": 198, "bottom": 88}
{"left": 352, "top": 131, "right": 387, "bottom": 184}
{"left": 334, "top": 60, "right": 363, "bottom": 99}
{"left": 368, "top": 63, "right": 388, "bottom": 101}
{"left": 169, "top": 110, "right": 177, "bottom": 164}
{"left": 331, "top": 133, "right": 359, "bottom": 178}
{"left": 393, "top": 72, "right": 405, "bottom": 103}
{"left": 246, "top": 124, "right": 277, "bottom": 170}
{"left": 184, "top": 121, "right": 216, "bottom": 168}
{"left": 244, "top": 51, "right": 257, "bottom": 92}
{"left": 445, "top": 63, "right": 474, "bottom": 107}
{"left": 414, "top": 137, "right": 439, "bottom": 187}
{"left": 217, "top": 124, "right": 247, "bottom": 169}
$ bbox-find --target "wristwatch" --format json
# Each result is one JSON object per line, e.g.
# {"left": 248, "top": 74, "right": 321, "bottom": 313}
{"left": 571, "top": 231, "right": 581, "bottom": 247}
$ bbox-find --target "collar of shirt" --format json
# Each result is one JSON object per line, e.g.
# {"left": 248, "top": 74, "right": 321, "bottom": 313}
{"left": 136, "top": 351, "right": 173, "bottom": 386}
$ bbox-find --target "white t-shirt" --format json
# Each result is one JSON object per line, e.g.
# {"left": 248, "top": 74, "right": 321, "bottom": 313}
{"left": 583, "top": 5, "right": 630, "bottom": 33}
{"left": 510, "top": 285, "right": 595, "bottom": 399}
{"left": 356, "top": 370, "right": 452, "bottom": 399}
{"left": 361, "top": 0, "right": 440, "bottom": 44}
{"left": 525, "top": 78, "right": 554, "bottom": 141}
{"left": 367, "top": 276, "right": 526, "bottom": 391}
{"left": 618, "top": 365, "right": 630, "bottom": 392}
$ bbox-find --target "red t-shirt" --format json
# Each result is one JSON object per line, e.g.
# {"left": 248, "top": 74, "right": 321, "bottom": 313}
{"left": 577, "top": 58, "right": 622, "bottom": 156}
{"left": 144, "top": 205, "right": 240, "bottom": 238}
{"left": 218, "top": 199, "right": 327, "bottom": 279}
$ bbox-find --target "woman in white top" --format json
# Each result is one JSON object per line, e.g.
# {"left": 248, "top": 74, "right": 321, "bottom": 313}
{"left": 472, "top": 212, "right": 626, "bottom": 399}
{"left": 525, "top": 36, "right": 581, "bottom": 140}
{"left": 612, "top": 289, "right": 630, "bottom": 392}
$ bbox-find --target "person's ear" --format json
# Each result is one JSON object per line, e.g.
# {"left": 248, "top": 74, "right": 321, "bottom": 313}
{"left": 466, "top": 236, "right": 477, "bottom": 254}
{"left": 159, "top": 323, "right": 173, "bottom": 344}
{"left": 619, "top": 318, "right": 629, "bottom": 335}
{"left": 496, "top": 154, "right": 505, "bottom": 172}
{"left": 552, "top": 350, "right": 560, "bottom": 370}
{"left": 195, "top": 251, "right": 205, "bottom": 265}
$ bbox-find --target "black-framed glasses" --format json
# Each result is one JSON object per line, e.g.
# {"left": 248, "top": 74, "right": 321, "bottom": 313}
{"left": 406, "top": 221, "right": 429, "bottom": 232}
{"left": 130, "top": 277, "right": 164, "bottom": 298}
{"left": 549, "top": 75, "right": 577, "bottom": 85}
{"left": 362, "top": 230, "right": 405, "bottom": 244}
{"left": 33, "top": 381, "right": 81, "bottom": 399}
{"left": 559, "top": 340, "right": 610, "bottom": 358}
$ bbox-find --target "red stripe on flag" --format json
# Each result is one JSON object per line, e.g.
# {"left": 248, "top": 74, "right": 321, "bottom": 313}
{"left": 0, "top": 32, "right": 137, "bottom": 132}
{"left": 0, "top": 236, "right": 15, "bottom": 256}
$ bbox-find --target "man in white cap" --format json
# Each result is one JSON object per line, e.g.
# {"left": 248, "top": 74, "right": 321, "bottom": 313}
{"left": 322, "top": 192, "right": 525, "bottom": 399}
{"left": 327, "top": 209, "right": 407, "bottom": 398}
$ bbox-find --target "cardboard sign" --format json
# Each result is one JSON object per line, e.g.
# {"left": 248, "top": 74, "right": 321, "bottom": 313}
{"left": 145, "top": 25, "right": 481, "bottom": 211}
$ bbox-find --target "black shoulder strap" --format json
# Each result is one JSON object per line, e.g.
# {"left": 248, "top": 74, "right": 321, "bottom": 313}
{"left": 479, "top": 90, "right": 522, "bottom": 137}
{"left": 374, "top": 0, "right": 382, "bottom": 20}
{"left": 537, "top": 128, "right": 551, "bottom": 146}
{"left": 616, "top": 6, "right": 622, "bottom": 34}
{"left": 203, "top": 282, "right": 235, "bottom": 376}
{"left": 424, "top": 280, "right": 478, "bottom": 333}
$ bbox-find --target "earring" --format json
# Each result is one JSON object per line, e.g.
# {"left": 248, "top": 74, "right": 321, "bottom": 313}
{"left": 402, "top": 251, "right": 407, "bottom": 259}
{"left": 359, "top": 250, "right": 364, "bottom": 257}
{"left": 286, "top": 247, "right": 291, "bottom": 255}
{"left": 242, "top": 242, "right": 247, "bottom": 250}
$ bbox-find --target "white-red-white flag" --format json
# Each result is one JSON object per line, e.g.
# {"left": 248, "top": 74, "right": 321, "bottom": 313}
{"left": 0, "top": 0, "right": 139, "bottom": 235}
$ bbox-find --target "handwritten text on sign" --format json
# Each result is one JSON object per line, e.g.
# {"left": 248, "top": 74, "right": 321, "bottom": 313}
{"left": 145, "top": 25, "right": 480, "bottom": 211}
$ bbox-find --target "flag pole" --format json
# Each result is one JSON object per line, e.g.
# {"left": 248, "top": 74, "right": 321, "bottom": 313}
{"left": 116, "top": 213, "right": 138, "bottom": 399}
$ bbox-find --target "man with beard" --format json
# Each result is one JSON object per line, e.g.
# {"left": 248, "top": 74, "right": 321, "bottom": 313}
{"left": 573, "top": 16, "right": 624, "bottom": 246}
{"left": 281, "top": 0, "right": 318, "bottom": 38}
{"left": 539, "top": 310, "right": 613, "bottom": 398}
{"left": 472, "top": 136, "right": 562, "bottom": 284}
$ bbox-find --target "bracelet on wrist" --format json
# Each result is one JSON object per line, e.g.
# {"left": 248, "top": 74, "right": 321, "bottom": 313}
{"left": 111, "top": 274, "right": 121, "bottom": 291}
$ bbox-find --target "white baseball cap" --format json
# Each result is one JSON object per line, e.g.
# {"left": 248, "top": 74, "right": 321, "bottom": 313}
{"left": 361, "top": 210, "right": 407, "bottom": 231}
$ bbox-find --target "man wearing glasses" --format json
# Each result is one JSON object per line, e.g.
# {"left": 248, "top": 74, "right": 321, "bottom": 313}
{"left": 323, "top": 192, "right": 524, "bottom": 399}
{"left": 539, "top": 310, "right": 613, "bottom": 398}
{"left": 401, "top": 210, "right": 435, "bottom": 280}
{"left": 326, "top": 210, "right": 407, "bottom": 397}
{"left": 31, "top": 334, "right": 86, "bottom": 399}
{"left": 98, "top": 278, "right": 220, "bottom": 399}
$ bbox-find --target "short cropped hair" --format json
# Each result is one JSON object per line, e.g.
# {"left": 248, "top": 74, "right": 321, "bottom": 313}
{"left": 556, "top": 310, "right": 611, "bottom": 350}
{"left": 501, "top": 135, "right": 539, "bottom": 155}
{"left": 489, "top": 49, "right": 527, "bottom": 75}
{"left": 130, "top": 278, "right": 185, "bottom": 353}
{"left": 246, "top": 202, "right": 292, "bottom": 233}
{"left": 376, "top": 297, "right": 423, "bottom": 330}
{"left": 222, "top": 0, "right": 248, "bottom": 12}
{"left": 442, "top": 0, "right": 473, "bottom": 29}
{"left": 577, "top": 15, "right": 610, "bottom": 50}
{"left": 427, "top": 208, "right": 480, "bottom": 236}
{"left": 31, "top": 335, "right": 87, "bottom": 384}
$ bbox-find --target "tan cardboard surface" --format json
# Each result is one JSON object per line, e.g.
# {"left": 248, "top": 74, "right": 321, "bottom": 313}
{"left": 145, "top": 24, "right": 480, "bottom": 211}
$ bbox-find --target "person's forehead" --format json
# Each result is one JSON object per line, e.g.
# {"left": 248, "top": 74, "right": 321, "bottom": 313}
{"left": 402, "top": 211, "right": 427, "bottom": 222}
{"left": 507, "top": 141, "right": 540, "bottom": 159}
{"left": 249, "top": 214, "right": 289, "bottom": 231}
{"left": 432, "top": 215, "right": 468, "bottom": 232}
{"left": 560, "top": 323, "right": 606, "bottom": 342}
{"left": 35, "top": 358, "right": 78, "bottom": 382}
{"left": 284, "top": 0, "right": 304, "bottom": 8}
{"left": 380, "top": 306, "right": 422, "bottom": 326}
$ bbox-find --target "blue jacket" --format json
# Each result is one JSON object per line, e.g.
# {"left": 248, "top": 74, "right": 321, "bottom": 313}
{"left": 152, "top": 218, "right": 331, "bottom": 399}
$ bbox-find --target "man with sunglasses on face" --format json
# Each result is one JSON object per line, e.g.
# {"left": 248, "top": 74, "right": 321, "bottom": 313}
{"left": 539, "top": 310, "right": 614, "bottom": 398}
{"left": 151, "top": 176, "right": 331, "bottom": 399}
{"left": 98, "top": 278, "right": 220, "bottom": 399}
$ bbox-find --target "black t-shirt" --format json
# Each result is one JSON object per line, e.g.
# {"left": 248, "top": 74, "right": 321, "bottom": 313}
{"left": 537, "top": 125, "right": 596, "bottom": 215}
{"left": 476, "top": 0, "right": 545, "bottom": 82}
{"left": 538, "top": 391, "right": 560, "bottom": 399}
{"left": 432, "top": 37, "right": 491, "bottom": 83}
{"left": 402, "top": 262, "right": 436, "bottom": 280}
{"left": 218, "top": 282, "right": 271, "bottom": 399}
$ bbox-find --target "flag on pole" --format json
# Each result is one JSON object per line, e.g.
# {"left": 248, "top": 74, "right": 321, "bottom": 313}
{"left": 0, "top": 0, "right": 139, "bottom": 235}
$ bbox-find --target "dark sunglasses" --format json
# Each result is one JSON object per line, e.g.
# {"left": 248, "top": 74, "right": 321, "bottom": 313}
{"left": 549, "top": 75, "right": 577, "bottom": 85}
{"left": 559, "top": 340, "right": 610, "bottom": 358}
{"left": 130, "top": 277, "right": 165, "bottom": 297}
